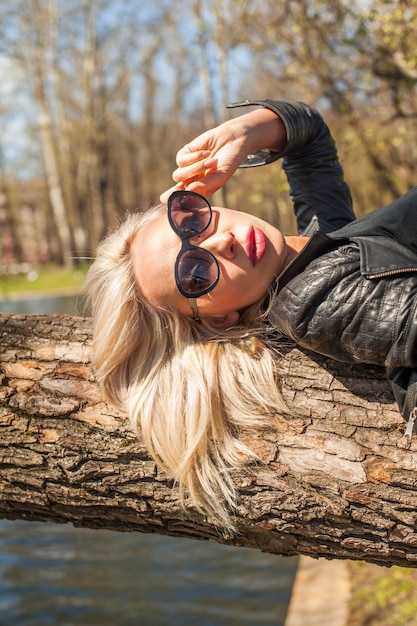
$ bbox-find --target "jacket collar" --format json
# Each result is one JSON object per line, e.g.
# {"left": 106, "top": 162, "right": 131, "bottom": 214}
{"left": 277, "top": 230, "right": 417, "bottom": 292}
{"left": 348, "top": 236, "right": 417, "bottom": 278}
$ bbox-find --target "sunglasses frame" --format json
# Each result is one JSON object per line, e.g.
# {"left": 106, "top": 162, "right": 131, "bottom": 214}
{"left": 167, "top": 190, "right": 221, "bottom": 321}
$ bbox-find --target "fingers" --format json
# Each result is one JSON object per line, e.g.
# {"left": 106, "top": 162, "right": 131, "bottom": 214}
{"left": 160, "top": 149, "right": 213, "bottom": 203}
{"left": 176, "top": 149, "right": 211, "bottom": 167}
{"left": 160, "top": 167, "right": 222, "bottom": 204}
{"left": 173, "top": 157, "right": 217, "bottom": 184}
{"left": 184, "top": 175, "right": 223, "bottom": 197}
{"left": 160, "top": 133, "right": 223, "bottom": 204}
{"left": 160, "top": 182, "right": 185, "bottom": 204}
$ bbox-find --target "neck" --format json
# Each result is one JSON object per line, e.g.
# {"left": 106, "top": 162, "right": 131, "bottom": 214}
{"left": 282, "top": 235, "right": 309, "bottom": 269}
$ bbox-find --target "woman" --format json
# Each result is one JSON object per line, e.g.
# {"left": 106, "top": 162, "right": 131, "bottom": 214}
{"left": 88, "top": 99, "right": 417, "bottom": 530}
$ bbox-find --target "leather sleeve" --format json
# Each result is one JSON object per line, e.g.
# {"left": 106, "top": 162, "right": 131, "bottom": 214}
{"left": 227, "top": 99, "right": 355, "bottom": 234}
{"left": 388, "top": 367, "right": 417, "bottom": 421}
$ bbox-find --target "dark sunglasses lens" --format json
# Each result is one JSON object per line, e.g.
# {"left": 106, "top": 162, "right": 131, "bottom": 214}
{"left": 177, "top": 249, "right": 219, "bottom": 295}
{"left": 169, "top": 193, "right": 211, "bottom": 236}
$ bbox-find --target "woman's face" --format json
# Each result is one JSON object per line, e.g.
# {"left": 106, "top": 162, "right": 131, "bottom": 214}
{"left": 131, "top": 205, "right": 290, "bottom": 323}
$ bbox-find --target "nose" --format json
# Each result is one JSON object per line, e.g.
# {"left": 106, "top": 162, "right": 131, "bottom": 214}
{"left": 191, "top": 231, "right": 236, "bottom": 260}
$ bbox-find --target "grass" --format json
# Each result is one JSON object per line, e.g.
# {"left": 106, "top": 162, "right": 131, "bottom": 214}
{"left": 348, "top": 561, "right": 417, "bottom": 625}
{"left": 0, "top": 263, "right": 90, "bottom": 297}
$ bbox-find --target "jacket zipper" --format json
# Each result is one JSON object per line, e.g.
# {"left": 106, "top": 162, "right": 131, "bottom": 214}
{"left": 368, "top": 267, "right": 417, "bottom": 279}
{"left": 405, "top": 408, "right": 417, "bottom": 440}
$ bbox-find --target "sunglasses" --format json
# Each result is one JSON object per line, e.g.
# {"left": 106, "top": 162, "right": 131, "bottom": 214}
{"left": 167, "top": 190, "right": 220, "bottom": 321}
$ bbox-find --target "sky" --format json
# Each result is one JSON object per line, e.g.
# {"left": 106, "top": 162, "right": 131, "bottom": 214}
{"left": 0, "top": 1, "right": 254, "bottom": 178}
{"left": 0, "top": 56, "right": 40, "bottom": 177}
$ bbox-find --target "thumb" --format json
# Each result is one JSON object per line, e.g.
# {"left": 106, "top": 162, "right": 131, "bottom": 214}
{"left": 159, "top": 182, "right": 185, "bottom": 204}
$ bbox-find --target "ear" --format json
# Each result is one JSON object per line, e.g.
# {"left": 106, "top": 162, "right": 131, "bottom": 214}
{"left": 206, "top": 311, "right": 240, "bottom": 329}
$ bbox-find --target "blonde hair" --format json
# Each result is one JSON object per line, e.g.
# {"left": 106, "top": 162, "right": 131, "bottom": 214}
{"left": 87, "top": 207, "right": 286, "bottom": 531}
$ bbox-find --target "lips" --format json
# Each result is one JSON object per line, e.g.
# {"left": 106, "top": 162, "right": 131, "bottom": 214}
{"left": 245, "top": 226, "right": 266, "bottom": 265}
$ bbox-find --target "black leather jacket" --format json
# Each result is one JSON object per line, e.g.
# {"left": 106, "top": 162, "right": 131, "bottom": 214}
{"left": 230, "top": 99, "right": 417, "bottom": 423}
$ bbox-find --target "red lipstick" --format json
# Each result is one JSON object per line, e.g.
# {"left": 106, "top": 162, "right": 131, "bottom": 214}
{"left": 245, "top": 227, "right": 266, "bottom": 265}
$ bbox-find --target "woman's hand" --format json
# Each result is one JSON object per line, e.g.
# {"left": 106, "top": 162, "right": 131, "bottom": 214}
{"left": 160, "top": 107, "right": 286, "bottom": 204}
{"left": 160, "top": 121, "right": 248, "bottom": 203}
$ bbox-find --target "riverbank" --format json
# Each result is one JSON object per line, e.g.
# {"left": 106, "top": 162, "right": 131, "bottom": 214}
{"left": 285, "top": 556, "right": 417, "bottom": 626}
{"left": 284, "top": 557, "right": 350, "bottom": 626}
{"left": 348, "top": 560, "right": 417, "bottom": 625}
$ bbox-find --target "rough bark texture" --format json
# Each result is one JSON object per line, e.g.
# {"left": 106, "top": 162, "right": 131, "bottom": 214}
{"left": 1, "top": 313, "right": 416, "bottom": 568}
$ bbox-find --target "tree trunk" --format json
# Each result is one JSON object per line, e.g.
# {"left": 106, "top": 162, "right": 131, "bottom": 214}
{"left": 1, "top": 313, "right": 417, "bottom": 568}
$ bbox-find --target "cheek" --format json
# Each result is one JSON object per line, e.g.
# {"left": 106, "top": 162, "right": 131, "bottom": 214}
{"left": 242, "top": 273, "right": 273, "bottom": 308}
{"left": 213, "top": 264, "right": 271, "bottom": 312}
{"left": 222, "top": 278, "right": 263, "bottom": 310}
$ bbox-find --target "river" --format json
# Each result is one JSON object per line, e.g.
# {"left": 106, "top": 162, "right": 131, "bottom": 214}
{"left": 0, "top": 293, "right": 298, "bottom": 626}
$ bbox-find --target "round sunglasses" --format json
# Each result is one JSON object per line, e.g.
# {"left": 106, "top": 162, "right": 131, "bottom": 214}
{"left": 167, "top": 190, "right": 220, "bottom": 321}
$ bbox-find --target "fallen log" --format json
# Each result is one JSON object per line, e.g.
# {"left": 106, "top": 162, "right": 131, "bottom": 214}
{"left": 1, "top": 313, "right": 416, "bottom": 568}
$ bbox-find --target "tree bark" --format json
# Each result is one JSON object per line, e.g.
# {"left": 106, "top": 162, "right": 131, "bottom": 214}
{"left": 1, "top": 313, "right": 417, "bottom": 568}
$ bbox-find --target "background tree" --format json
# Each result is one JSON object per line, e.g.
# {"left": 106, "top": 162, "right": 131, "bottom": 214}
{"left": 235, "top": 0, "right": 417, "bottom": 213}
{"left": 0, "top": 0, "right": 416, "bottom": 264}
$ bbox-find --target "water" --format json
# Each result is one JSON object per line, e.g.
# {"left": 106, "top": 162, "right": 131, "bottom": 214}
{"left": 0, "top": 293, "right": 88, "bottom": 316}
{"left": 0, "top": 293, "right": 298, "bottom": 625}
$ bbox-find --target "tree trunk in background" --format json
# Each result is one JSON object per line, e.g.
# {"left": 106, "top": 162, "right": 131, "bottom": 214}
{"left": 1, "top": 313, "right": 417, "bottom": 568}
{"left": 141, "top": 54, "right": 159, "bottom": 204}
{"left": 37, "top": 101, "right": 74, "bottom": 268}
{"left": 0, "top": 176, "right": 24, "bottom": 263}
{"left": 71, "top": 0, "right": 108, "bottom": 251}
{"left": 26, "top": 0, "right": 74, "bottom": 268}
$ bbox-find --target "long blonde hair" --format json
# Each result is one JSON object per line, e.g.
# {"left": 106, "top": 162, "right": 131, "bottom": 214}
{"left": 87, "top": 206, "right": 286, "bottom": 531}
